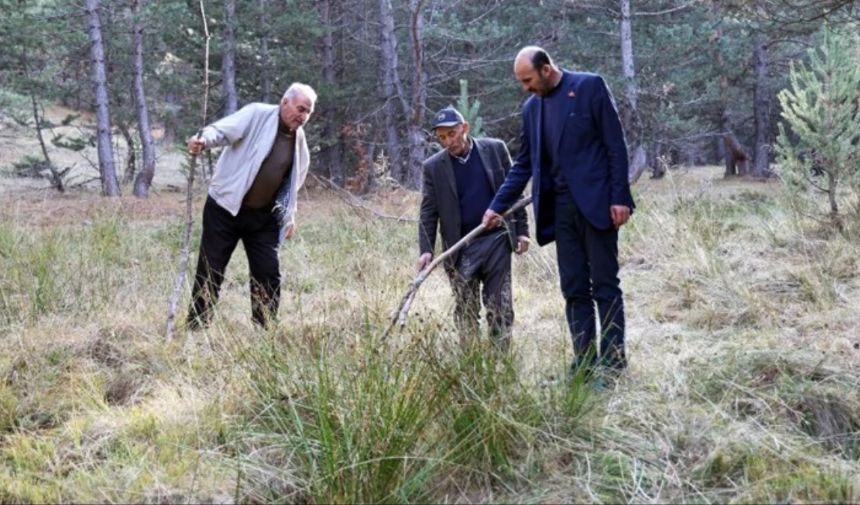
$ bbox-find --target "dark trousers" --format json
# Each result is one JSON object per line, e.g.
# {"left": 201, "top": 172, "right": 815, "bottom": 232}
{"left": 187, "top": 196, "right": 281, "bottom": 328}
{"left": 555, "top": 196, "right": 627, "bottom": 369}
{"left": 448, "top": 231, "right": 514, "bottom": 352}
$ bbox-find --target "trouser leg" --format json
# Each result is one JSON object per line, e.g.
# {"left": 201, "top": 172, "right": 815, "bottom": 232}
{"left": 449, "top": 268, "right": 481, "bottom": 350}
{"left": 187, "top": 197, "right": 240, "bottom": 329}
{"left": 481, "top": 238, "right": 514, "bottom": 353}
{"left": 554, "top": 197, "right": 597, "bottom": 366}
{"left": 583, "top": 219, "right": 626, "bottom": 369}
{"left": 240, "top": 208, "right": 282, "bottom": 327}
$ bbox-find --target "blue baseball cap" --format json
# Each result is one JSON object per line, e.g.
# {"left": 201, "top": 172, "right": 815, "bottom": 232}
{"left": 431, "top": 106, "right": 465, "bottom": 129}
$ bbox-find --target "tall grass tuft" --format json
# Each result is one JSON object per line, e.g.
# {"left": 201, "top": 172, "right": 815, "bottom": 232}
{"left": 239, "top": 326, "right": 456, "bottom": 503}
{"left": 235, "top": 325, "right": 595, "bottom": 503}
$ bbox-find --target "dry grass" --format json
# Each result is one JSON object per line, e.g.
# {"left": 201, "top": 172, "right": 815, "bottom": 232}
{"left": 1, "top": 98, "right": 860, "bottom": 502}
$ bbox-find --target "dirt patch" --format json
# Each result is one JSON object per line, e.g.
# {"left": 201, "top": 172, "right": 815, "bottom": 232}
{"left": 0, "top": 176, "right": 422, "bottom": 229}
{"left": 87, "top": 325, "right": 150, "bottom": 368}
{"left": 794, "top": 392, "right": 860, "bottom": 456}
{"left": 104, "top": 371, "right": 148, "bottom": 406}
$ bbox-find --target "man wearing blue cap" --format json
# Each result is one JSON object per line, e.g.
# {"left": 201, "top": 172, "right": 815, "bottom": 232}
{"left": 418, "top": 106, "right": 530, "bottom": 352}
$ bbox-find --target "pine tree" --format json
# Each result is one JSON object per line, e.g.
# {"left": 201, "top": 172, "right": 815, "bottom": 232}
{"left": 456, "top": 80, "right": 484, "bottom": 138}
{"left": 776, "top": 26, "right": 860, "bottom": 232}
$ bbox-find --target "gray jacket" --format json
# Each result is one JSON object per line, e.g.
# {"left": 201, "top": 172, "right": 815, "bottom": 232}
{"left": 199, "top": 103, "right": 310, "bottom": 241}
{"left": 419, "top": 137, "right": 529, "bottom": 269}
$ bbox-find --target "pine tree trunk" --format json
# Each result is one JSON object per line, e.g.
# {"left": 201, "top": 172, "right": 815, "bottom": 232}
{"left": 317, "top": 0, "right": 344, "bottom": 185}
{"left": 710, "top": 19, "right": 751, "bottom": 178}
{"left": 258, "top": 0, "right": 271, "bottom": 103}
{"left": 856, "top": 0, "right": 860, "bottom": 38}
{"left": 119, "top": 123, "right": 136, "bottom": 183}
{"left": 752, "top": 34, "right": 770, "bottom": 178}
{"left": 619, "top": 0, "right": 638, "bottom": 126}
{"left": 29, "top": 93, "right": 65, "bottom": 192}
{"left": 85, "top": 0, "right": 120, "bottom": 196}
{"left": 379, "top": 0, "right": 405, "bottom": 183}
{"left": 222, "top": 0, "right": 238, "bottom": 115}
{"left": 723, "top": 131, "right": 750, "bottom": 176}
{"left": 406, "top": 0, "right": 427, "bottom": 190}
{"left": 132, "top": 0, "right": 157, "bottom": 198}
{"left": 619, "top": 0, "right": 647, "bottom": 184}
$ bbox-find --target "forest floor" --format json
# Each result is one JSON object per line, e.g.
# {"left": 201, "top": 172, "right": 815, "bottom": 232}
{"left": 1, "top": 100, "right": 860, "bottom": 503}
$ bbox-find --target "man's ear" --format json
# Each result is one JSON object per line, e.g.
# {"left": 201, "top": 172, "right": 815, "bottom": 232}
{"left": 462, "top": 122, "right": 471, "bottom": 136}
{"left": 540, "top": 64, "right": 552, "bottom": 79}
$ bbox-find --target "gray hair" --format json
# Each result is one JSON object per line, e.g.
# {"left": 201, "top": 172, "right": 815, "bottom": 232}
{"left": 282, "top": 83, "right": 317, "bottom": 105}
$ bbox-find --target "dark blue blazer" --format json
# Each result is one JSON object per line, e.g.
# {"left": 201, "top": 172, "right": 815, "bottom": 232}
{"left": 490, "top": 70, "right": 635, "bottom": 245}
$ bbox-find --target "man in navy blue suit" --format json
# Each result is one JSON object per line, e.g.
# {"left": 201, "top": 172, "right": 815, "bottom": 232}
{"left": 482, "top": 46, "right": 635, "bottom": 376}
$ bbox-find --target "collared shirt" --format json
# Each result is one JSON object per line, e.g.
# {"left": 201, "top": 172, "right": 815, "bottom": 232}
{"left": 450, "top": 138, "right": 474, "bottom": 165}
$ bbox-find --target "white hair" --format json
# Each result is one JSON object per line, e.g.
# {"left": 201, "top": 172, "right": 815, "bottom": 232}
{"left": 282, "top": 82, "right": 317, "bottom": 105}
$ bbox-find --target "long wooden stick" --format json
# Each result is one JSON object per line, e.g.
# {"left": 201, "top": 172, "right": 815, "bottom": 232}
{"left": 381, "top": 195, "right": 532, "bottom": 341}
{"left": 166, "top": 0, "right": 210, "bottom": 340}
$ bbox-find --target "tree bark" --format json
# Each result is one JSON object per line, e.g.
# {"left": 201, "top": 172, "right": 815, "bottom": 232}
{"left": 856, "top": 0, "right": 860, "bottom": 38}
{"left": 405, "top": 0, "right": 427, "bottom": 189}
{"left": 752, "top": 33, "right": 771, "bottom": 177}
{"left": 619, "top": 0, "right": 647, "bottom": 184}
{"left": 710, "top": 20, "right": 751, "bottom": 177}
{"left": 119, "top": 123, "right": 136, "bottom": 183}
{"left": 317, "top": 0, "right": 344, "bottom": 185}
{"left": 85, "top": 0, "right": 120, "bottom": 196}
{"left": 258, "top": 0, "right": 271, "bottom": 102}
{"left": 378, "top": 0, "right": 405, "bottom": 183}
{"left": 628, "top": 145, "right": 648, "bottom": 183}
{"left": 30, "top": 93, "right": 65, "bottom": 192}
{"left": 131, "top": 0, "right": 157, "bottom": 198}
{"left": 723, "top": 131, "right": 750, "bottom": 176}
{"left": 222, "top": 0, "right": 238, "bottom": 115}
{"left": 619, "top": 0, "right": 638, "bottom": 127}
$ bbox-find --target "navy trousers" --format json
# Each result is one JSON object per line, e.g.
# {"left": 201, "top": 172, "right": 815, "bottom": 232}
{"left": 187, "top": 196, "right": 281, "bottom": 328}
{"left": 554, "top": 194, "right": 627, "bottom": 369}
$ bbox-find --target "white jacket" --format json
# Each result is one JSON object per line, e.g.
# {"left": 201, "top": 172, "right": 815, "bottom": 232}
{"left": 199, "top": 103, "right": 310, "bottom": 234}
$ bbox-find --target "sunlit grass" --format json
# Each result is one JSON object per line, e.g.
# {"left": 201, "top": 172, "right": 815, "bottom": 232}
{"left": 0, "top": 166, "right": 858, "bottom": 502}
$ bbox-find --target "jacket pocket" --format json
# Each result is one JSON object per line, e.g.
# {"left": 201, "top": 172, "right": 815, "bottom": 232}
{"left": 566, "top": 112, "right": 593, "bottom": 128}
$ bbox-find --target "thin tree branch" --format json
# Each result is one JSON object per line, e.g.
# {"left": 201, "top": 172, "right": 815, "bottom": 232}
{"left": 633, "top": 0, "right": 700, "bottom": 17}
{"left": 166, "top": 0, "right": 209, "bottom": 341}
{"left": 381, "top": 195, "right": 532, "bottom": 342}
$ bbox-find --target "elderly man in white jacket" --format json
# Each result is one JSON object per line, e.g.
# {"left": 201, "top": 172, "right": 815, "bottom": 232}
{"left": 186, "top": 82, "right": 316, "bottom": 329}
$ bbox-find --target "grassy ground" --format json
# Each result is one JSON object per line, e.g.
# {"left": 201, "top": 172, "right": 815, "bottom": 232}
{"left": 1, "top": 104, "right": 859, "bottom": 501}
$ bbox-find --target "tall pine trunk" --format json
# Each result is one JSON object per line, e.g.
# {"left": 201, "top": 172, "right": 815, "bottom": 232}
{"left": 710, "top": 17, "right": 750, "bottom": 177}
{"left": 222, "top": 0, "right": 238, "bottom": 115}
{"left": 752, "top": 34, "right": 771, "bottom": 177}
{"left": 317, "top": 0, "right": 344, "bottom": 185}
{"left": 378, "top": 0, "right": 405, "bottom": 183}
{"left": 405, "top": 0, "right": 427, "bottom": 189}
{"left": 85, "top": 0, "right": 120, "bottom": 196}
{"left": 258, "top": 0, "right": 271, "bottom": 102}
{"left": 132, "top": 0, "right": 157, "bottom": 198}
{"left": 619, "top": 0, "right": 647, "bottom": 183}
